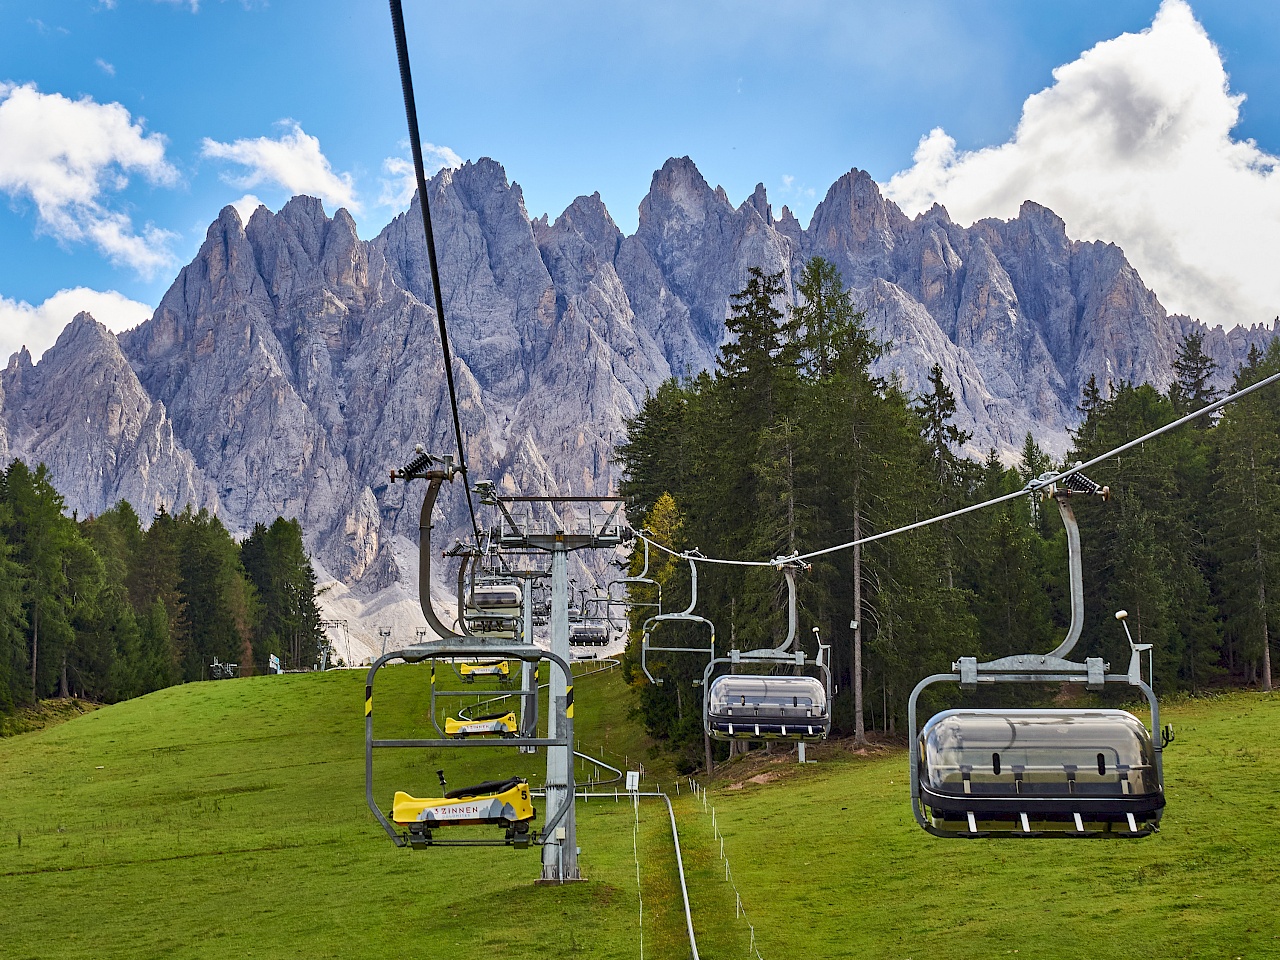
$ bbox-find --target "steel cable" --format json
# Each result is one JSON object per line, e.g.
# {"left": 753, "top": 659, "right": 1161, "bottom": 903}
{"left": 387, "top": 0, "right": 482, "bottom": 545}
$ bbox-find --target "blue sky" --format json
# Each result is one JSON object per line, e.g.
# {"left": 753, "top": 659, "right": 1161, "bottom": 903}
{"left": 2, "top": 0, "right": 1279, "bottom": 360}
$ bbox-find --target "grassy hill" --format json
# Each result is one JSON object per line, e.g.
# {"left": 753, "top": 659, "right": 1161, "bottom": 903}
{"left": 3, "top": 667, "right": 1278, "bottom": 959}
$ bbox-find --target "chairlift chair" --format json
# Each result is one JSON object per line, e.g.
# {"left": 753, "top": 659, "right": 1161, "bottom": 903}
{"left": 916, "top": 708, "right": 1163, "bottom": 837}
{"left": 457, "top": 659, "right": 512, "bottom": 685}
{"left": 392, "top": 772, "right": 536, "bottom": 849}
{"left": 639, "top": 552, "right": 715, "bottom": 685}
{"left": 702, "top": 561, "right": 833, "bottom": 742}
{"left": 706, "top": 674, "right": 829, "bottom": 741}
{"left": 367, "top": 642, "right": 572, "bottom": 850}
{"left": 569, "top": 622, "right": 611, "bottom": 647}
{"left": 908, "top": 473, "right": 1167, "bottom": 838}
{"left": 607, "top": 534, "right": 662, "bottom": 630}
{"left": 444, "top": 711, "right": 519, "bottom": 739}
{"left": 464, "top": 576, "right": 524, "bottom": 641}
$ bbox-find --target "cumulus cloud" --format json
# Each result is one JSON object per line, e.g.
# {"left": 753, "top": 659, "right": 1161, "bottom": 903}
{"left": 882, "top": 0, "right": 1280, "bottom": 329}
{"left": 229, "top": 193, "right": 264, "bottom": 224}
{"left": 0, "top": 83, "right": 180, "bottom": 277}
{"left": 202, "top": 121, "right": 359, "bottom": 213}
{"left": 0, "top": 288, "right": 154, "bottom": 364}
{"left": 378, "top": 143, "right": 463, "bottom": 209}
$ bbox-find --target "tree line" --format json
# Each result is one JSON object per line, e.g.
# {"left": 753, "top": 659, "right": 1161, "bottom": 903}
{"left": 616, "top": 257, "right": 1280, "bottom": 769}
{"left": 0, "top": 460, "right": 325, "bottom": 716}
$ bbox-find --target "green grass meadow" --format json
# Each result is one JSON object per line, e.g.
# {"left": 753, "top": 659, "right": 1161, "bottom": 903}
{"left": 3, "top": 666, "right": 1278, "bottom": 959}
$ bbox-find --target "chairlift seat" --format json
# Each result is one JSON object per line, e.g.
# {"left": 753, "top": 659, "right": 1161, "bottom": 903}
{"left": 444, "top": 712, "right": 518, "bottom": 738}
{"left": 569, "top": 623, "right": 610, "bottom": 647}
{"left": 391, "top": 777, "right": 535, "bottom": 827}
{"left": 471, "top": 582, "right": 522, "bottom": 613}
{"left": 707, "top": 675, "right": 830, "bottom": 742}
{"left": 459, "top": 660, "right": 511, "bottom": 681}
{"left": 465, "top": 582, "right": 522, "bottom": 639}
{"left": 918, "top": 710, "right": 1163, "bottom": 835}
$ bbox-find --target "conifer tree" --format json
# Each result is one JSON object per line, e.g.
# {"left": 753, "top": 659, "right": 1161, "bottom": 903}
{"left": 241, "top": 517, "right": 324, "bottom": 670}
{"left": 794, "top": 261, "right": 886, "bottom": 743}
{"left": 1, "top": 461, "right": 83, "bottom": 701}
{"left": 914, "top": 364, "right": 972, "bottom": 495}
{"left": 1170, "top": 329, "right": 1221, "bottom": 421}
{"left": 1211, "top": 342, "right": 1280, "bottom": 689}
{"left": 174, "top": 507, "right": 259, "bottom": 679}
{"left": 0, "top": 516, "right": 27, "bottom": 711}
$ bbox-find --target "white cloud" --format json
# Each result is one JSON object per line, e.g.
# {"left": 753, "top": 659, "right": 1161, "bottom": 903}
{"left": 0, "top": 83, "right": 180, "bottom": 277}
{"left": 229, "top": 193, "right": 264, "bottom": 223}
{"left": 95, "top": 58, "right": 116, "bottom": 77}
{"left": 202, "top": 121, "right": 359, "bottom": 213}
{"left": 0, "top": 288, "right": 154, "bottom": 365}
{"left": 882, "top": 0, "right": 1280, "bottom": 329}
{"left": 377, "top": 143, "right": 462, "bottom": 209}
{"left": 28, "top": 19, "right": 68, "bottom": 36}
{"left": 777, "top": 173, "right": 815, "bottom": 204}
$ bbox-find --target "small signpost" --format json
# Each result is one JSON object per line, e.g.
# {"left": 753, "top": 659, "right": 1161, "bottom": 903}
{"left": 625, "top": 770, "right": 641, "bottom": 793}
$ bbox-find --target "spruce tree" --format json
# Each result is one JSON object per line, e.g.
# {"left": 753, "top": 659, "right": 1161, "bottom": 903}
{"left": 1211, "top": 343, "right": 1280, "bottom": 689}
{"left": 0, "top": 515, "right": 27, "bottom": 711}
{"left": 1, "top": 461, "right": 82, "bottom": 701}
{"left": 1170, "top": 329, "right": 1221, "bottom": 421}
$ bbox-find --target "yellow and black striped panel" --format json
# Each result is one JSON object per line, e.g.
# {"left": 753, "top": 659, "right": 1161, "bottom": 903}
{"left": 566, "top": 685, "right": 574, "bottom": 719}
{"left": 365, "top": 684, "right": 372, "bottom": 717}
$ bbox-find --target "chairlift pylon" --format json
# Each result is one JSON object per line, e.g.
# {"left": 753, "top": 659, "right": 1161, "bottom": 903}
{"left": 908, "top": 474, "right": 1167, "bottom": 839}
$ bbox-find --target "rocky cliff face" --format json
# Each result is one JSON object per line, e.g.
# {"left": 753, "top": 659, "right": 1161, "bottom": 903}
{"left": 3, "top": 156, "right": 1272, "bottom": 655}
{"left": 0, "top": 314, "right": 216, "bottom": 519}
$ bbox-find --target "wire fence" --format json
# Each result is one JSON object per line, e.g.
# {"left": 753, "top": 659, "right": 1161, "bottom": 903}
{"left": 632, "top": 791, "right": 645, "bottom": 960}
{"left": 576, "top": 737, "right": 700, "bottom": 959}
{"left": 687, "top": 778, "right": 766, "bottom": 960}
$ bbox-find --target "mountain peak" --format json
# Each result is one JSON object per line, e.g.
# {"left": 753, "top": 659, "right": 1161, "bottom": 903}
{"left": 213, "top": 203, "right": 247, "bottom": 237}
{"left": 740, "top": 182, "right": 771, "bottom": 224}
{"left": 553, "top": 192, "right": 621, "bottom": 253}
{"left": 6, "top": 345, "right": 33, "bottom": 375}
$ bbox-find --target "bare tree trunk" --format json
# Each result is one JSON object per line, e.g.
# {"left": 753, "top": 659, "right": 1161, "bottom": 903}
{"left": 1251, "top": 450, "right": 1273, "bottom": 692}
{"left": 1260, "top": 561, "right": 1272, "bottom": 692}
{"left": 30, "top": 602, "right": 38, "bottom": 702}
{"left": 853, "top": 495, "right": 865, "bottom": 746}
{"left": 704, "top": 731, "right": 714, "bottom": 775}
{"left": 786, "top": 423, "right": 796, "bottom": 557}
{"left": 59, "top": 654, "right": 69, "bottom": 700}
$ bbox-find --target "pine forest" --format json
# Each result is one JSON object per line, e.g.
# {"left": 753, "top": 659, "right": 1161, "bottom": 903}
{"left": 0, "top": 464, "right": 325, "bottom": 720}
